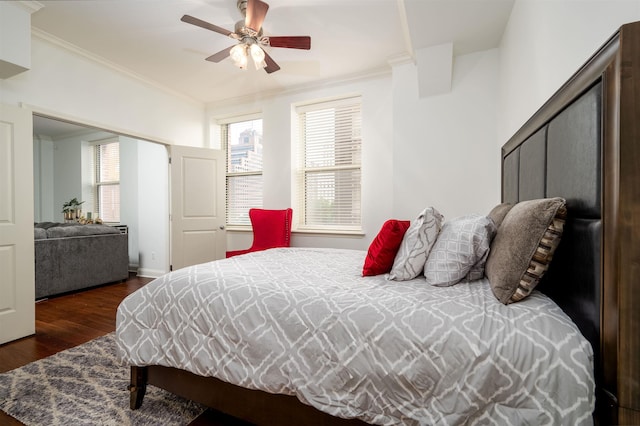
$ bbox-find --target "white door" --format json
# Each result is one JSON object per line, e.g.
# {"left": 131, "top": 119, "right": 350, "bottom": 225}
{"left": 0, "top": 104, "right": 35, "bottom": 344}
{"left": 169, "top": 145, "right": 226, "bottom": 271}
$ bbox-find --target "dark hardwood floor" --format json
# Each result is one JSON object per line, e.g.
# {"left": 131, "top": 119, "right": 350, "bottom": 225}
{"left": 0, "top": 274, "right": 250, "bottom": 426}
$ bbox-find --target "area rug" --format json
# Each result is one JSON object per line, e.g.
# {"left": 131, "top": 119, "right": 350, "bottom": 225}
{"left": 0, "top": 333, "right": 205, "bottom": 425}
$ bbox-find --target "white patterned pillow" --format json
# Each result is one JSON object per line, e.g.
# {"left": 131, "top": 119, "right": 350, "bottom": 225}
{"left": 388, "top": 207, "right": 443, "bottom": 281}
{"left": 424, "top": 214, "right": 497, "bottom": 287}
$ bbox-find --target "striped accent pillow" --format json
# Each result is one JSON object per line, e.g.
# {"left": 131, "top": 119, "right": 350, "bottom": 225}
{"left": 510, "top": 205, "right": 567, "bottom": 303}
{"left": 485, "top": 197, "right": 567, "bottom": 304}
{"left": 388, "top": 207, "right": 443, "bottom": 281}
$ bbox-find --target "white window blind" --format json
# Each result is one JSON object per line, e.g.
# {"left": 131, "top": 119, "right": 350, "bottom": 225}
{"left": 296, "top": 97, "right": 362, "bottom": 231}
{"left": 223, "top": 118, "right": 263, "bottom": 226}
{"left": 94, "top": 141, "right": 120, "bottom": 223}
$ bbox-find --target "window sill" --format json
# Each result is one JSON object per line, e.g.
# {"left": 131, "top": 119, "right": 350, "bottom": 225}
{"left": 225, "top": 227, "right": 365, "bottom": 237}
{"left": 292, "top": 229, "right": 365, "bottom": 237}
{"left": 225, "top": 226, "right": 252, "bottom": 233}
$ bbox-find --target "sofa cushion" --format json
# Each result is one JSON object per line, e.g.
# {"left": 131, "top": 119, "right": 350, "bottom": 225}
{"left": 46, "top": 224, "right": 120, "bottom": 238}
{"left": 34, "top": 228, "right": 48, "bottom": 240}
{"left": 35, "top": 222, "right": 68, "bottom": 229}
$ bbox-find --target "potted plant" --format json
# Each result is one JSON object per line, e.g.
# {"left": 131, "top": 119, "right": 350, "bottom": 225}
{"left": 62, "top": 197, "right": 84, "bottom": 221}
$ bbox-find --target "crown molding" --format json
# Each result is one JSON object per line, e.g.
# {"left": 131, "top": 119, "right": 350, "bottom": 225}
{"left": 396, "top": 0, "right": 414, "bottom": 60}
{"left": 16, "top": 1, "right": 44, "bottom": 14}
{"left": 387, "top": 53, "right": 414, "bottom": 67}
{"left": 30, "top": 27, "right": 204, "bottom": 108}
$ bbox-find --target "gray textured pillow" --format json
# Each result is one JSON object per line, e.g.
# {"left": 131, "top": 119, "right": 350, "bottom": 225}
{"left": 485, "top": 197, "right": 567, "bottom": 304}
{"left": 424, "top": 214, "right": 497, "bottom": 287}
{"left": 487, "top": 203, "right": 513, "bottom": 229}
{"left": 388, "top": 207, "right": 443, "bottom": 281}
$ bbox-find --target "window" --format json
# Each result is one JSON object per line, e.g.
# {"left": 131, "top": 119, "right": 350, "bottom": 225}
{"left": 222, "top": 118, "right": 263, "bottom": 227}
{"left": 295, "top": 97, "right": 362, "bottom": 232}
{"left": 94, "top": 141, "right": 120, "bottom": 223}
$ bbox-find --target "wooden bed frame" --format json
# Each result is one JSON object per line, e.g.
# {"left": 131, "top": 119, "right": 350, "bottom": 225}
{"left": 129, "top": 21, "right": 640, "bottom": 425}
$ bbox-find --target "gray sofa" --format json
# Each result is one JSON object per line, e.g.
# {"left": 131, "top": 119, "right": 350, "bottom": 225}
{"left": 34, "top": 222, "right": 129, "bottom": 299}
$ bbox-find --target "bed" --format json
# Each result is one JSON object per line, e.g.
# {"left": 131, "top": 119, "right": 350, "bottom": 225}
{"left": 115, "top": 20, "right": 640, "bottom": 425}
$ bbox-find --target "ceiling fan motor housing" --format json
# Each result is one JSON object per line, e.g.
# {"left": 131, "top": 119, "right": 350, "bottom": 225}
{"left": 237, "top": 0, "right": 248, "bottom": 16}
{"left": 235, "top": 19, "right": 262, "bottom": 39}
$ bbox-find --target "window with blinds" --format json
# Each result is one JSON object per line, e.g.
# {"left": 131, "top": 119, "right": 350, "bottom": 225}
{"left": 222, "top": 118, "right": 263, "bottom": 227}
{"left": 94, "top": 141, "right": 120, "bottom": 223}
{"left": 296, "top": 97, "right": 362, "bottom": 231}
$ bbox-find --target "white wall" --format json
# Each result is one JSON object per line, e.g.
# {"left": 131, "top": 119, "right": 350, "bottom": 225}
{"left": 136, "top": 141, "right": 169, "bottom": 277}
{"left": 120, "top": 137, "right": 169, "bottom": 277}
{"left": 392, "top": 49, "right": 501, "bottom": 222}
{"left": 80, "top": 137, "right": 95, "bottom": 213}
{"left": 120, "top": 137, "right": 139, "bottom": 271}
{"left": 498, "top": 0, "right": 640, "bottom": 143}
{"left": 210, "top": 75, "right": 395, "bottom": 252}
{"left": 213, "top": 49, "right": 501, "bottom": 252}
{"left": 0, "top": 35, "right": 205, "bottom": 147}
{"left": 0, "top": 1, "right": 31, "bottom": 78}
{"left": 33, "top": 134, "right": 54, "bottom": 222}
{"left": 52, "top": 135, "right": 83, "bottom": 222}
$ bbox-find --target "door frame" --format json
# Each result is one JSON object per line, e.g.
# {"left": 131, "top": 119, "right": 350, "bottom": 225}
{"left": 29, "top": 107, "right": 172, "bottom": 278}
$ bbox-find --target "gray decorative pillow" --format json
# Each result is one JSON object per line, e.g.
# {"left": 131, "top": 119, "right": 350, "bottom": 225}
{"left": 485, "top": 197, "right": 567, "bottom": 304}
{"left": 424, "top": 214, "right": 497, "bottom": 287}
{"left": 487, "top": 203, "right": 513, "bottom": 229}
{"left": 388, "top": 207, "right": 443, "bottom": 281}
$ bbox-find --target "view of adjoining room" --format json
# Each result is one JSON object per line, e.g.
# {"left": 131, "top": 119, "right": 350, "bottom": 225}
{"left": 32, "top": 115, "right": 170, "bottom": 279}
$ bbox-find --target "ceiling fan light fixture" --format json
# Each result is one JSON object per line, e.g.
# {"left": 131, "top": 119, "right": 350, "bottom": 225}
{"left": 249, "top": 43, "right": 266, "bottom": 70}
{"left": 230, "top": 43, "right": 248, "bottom": 69}
{"left": 181, "top": 0, "right": 310, "bottom": 74}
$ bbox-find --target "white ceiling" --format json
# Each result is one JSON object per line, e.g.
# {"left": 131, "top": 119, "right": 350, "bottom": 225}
{"left": 30, "top": 0, "right": 514, "bottom": 109}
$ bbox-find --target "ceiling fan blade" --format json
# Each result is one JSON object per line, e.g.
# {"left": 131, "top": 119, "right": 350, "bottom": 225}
{"left": 268, "top": 36, "right": 311, "bottom": 50}
{"left": 263, "top": 51, "right": 280, "bottom": 74}
{"left": 205, "top": 45, "right": 234, "bottom": 63}
{"left": 181, "top": 14, "right": 233, "bottom": 37}
{"left": 245, "top": 0, "right": 269, "bottom": 32}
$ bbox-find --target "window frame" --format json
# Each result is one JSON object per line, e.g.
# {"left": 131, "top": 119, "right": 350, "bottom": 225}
{"left": 294, "top": 96, "right": 363, "bottom": 234}
{"left": 220, "top": 113, "right": 264, "bottom": 230}
{"left": 93, "top": 138, "right": 120, "bottom": 224}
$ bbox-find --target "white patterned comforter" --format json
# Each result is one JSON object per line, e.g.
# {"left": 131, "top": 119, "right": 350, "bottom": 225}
{"left": 116, "top": 248, "right": 595, "bottom": 425}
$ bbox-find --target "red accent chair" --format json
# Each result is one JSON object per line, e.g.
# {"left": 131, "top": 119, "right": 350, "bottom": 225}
{"left": 226, "top": 208, "right": 293, "bottom": 258}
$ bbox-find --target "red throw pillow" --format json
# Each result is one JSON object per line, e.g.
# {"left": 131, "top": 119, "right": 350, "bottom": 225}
{"left": 362, "top": 219, "right": 411, "bottom": 276}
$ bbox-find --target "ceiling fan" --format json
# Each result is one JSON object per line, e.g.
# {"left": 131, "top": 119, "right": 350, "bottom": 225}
{"left": 181, "top": 0, "right": 311, "bottom": 74}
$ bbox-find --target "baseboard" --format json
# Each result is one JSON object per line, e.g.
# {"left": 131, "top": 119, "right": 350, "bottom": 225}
{"left": 136, "top": 268, "right": 166, "bottom": 279}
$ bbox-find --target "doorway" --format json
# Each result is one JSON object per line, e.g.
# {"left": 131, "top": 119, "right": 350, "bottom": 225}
{"left": 33, "top": 114, "right": 170, "bottom": 278}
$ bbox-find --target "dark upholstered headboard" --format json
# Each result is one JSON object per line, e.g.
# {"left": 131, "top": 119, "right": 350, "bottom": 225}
{"left": 500, "top": 21, "right": 640, "bottom": 424}
{"left": 503, "top": 81, "right": 602, "bottom": 357}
